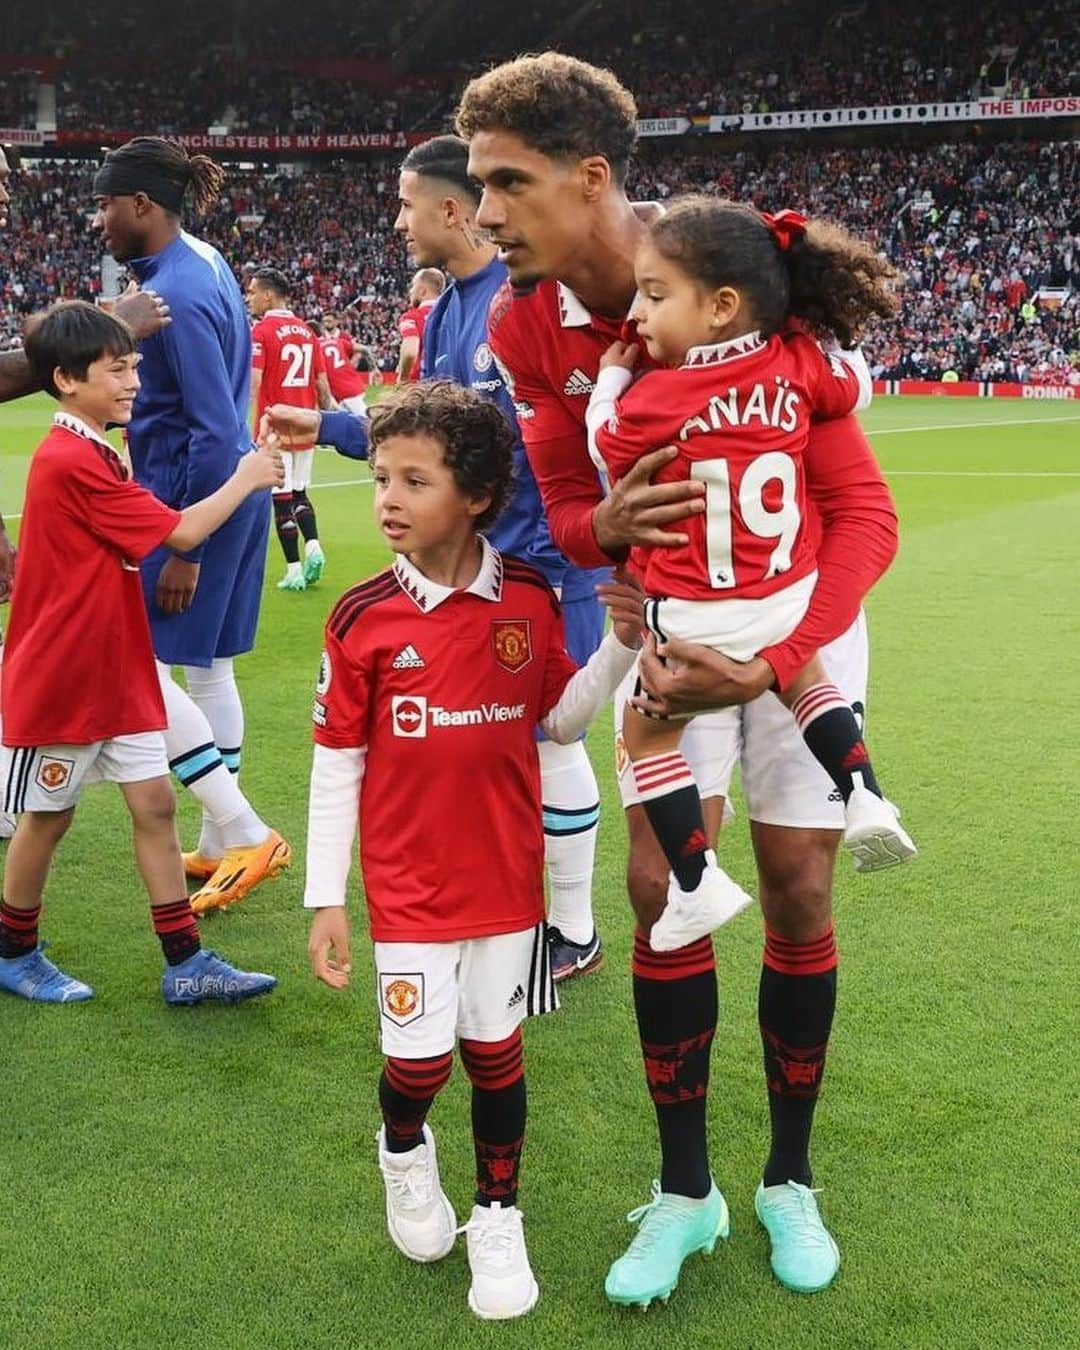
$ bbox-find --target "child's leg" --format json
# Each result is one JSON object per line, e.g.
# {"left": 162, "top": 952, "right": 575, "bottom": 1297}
{"left": 782, "top": 655, "right": 882, "bottom": 803}
{"left": 378, "top": 1052, "right": 454, "bottom": 1152}
{"left": 0, "top": 808, "right": 75, "bottom": 954}
{"left": 119, "top": 775, "right": 201, "bottom": 967}
{"left": 623, "top": 705, "right": 709, "bottom": 892}
{"left": 459, "top": 1030, "right": 526, "bottom": 1209}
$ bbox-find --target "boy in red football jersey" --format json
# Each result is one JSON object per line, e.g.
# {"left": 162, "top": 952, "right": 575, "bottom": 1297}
{"left": 0, "top": 301, "right": 284, "bottom": 1006}
{"left": 586, "top": 198, "right": 917, "bottom": 952}
{"left": 302, "top": 380, "right": 643, "bottom": 1320}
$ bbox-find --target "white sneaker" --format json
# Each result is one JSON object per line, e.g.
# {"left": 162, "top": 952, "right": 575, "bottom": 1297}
{"left": 0, "top": 812, "right": 15, "bottom": 841}
{"left": 649, "top": 851, "right": 754, "bottom": 953}
{"left": 461, "top": 1202, "right": 539, "bottom": 1320}
{"left": 376, "top": 1124, "right": 457, "bottom": 1262}
{"left": 843, "top": 786, "right": 918, "bottom": 873}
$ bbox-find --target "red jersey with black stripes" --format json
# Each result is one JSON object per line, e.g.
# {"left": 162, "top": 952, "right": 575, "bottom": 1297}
{"left": 2, "top": 414, "right": 180, "bottom": 746}
{"left": 312, "top": 538, "right": 578, "bottom": 942}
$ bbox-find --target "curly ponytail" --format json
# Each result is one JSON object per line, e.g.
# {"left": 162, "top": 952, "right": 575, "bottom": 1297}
{"left": 186, "top": 153, "right": 226, "bottom": 217}
{"left": 649, "top": 196, "right": 898, "bottom": 348}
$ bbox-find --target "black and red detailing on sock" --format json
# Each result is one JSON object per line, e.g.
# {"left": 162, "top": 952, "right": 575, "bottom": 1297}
{"left": 460, "top": 1031, "right": 526, "bottom": 1208}
{"left": 272, "top": 494, "right": 301, "bottom": 564}
{"left": 759, "top": 925, "right": 838, "bottom": 1188}
{"left": 292, "top": 490, "right": 320, "bottom": 543}
{"left": 150, "top": 899, "right": 201, "bottom": 966}
{"left": 631, "top": 752, "right": 708, "bottom": 890}
{"left": 0, "top": 898, "right": 41, "bottom": 958}
{"left": 791, "top": 684, "right": 881, "bottom": 803}
{"left": 632, "top": 929, "right": 717, "bottom": 1198}
{"left": 379, "top": 1053, "right": 454, "bottom": 1153}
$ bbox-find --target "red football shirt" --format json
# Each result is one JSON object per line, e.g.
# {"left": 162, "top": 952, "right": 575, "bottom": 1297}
{"left": 251, "top": 307, "right": 326, "bottom": 448}
{"left": 313, "top": 540, "right": 578, "bottom": 942}
{"left": 488, "top": 278, "right": 898, "bottom": 690}
{"left": 595, "top": 332, "right": 861, "bottom": 601}
{"left": 319, "top": 332, "right": 367, "bottom": 400}
{"left": 3, "top": 414, "right": 181, "bottom": 746}
{"left": 397, "top": 299, "right": 436, "bottom": 381}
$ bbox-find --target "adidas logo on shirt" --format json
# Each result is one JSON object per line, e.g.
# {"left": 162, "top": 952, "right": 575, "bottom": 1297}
{"left": 563, "top": 367, "right": 594, "bottom": 397}
{"left": 392, "top": 644, "right": 426, "bottom": 670}
{"left": 507, "top": 984, "right": 526, "bottom": 1010}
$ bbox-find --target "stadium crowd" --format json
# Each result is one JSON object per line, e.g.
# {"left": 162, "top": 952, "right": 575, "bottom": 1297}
{"left": 0, "top": 0, "right": 1076, "bottom": 132}
{"left": 2, "top": 139, "right": 1075, "bottom": 384}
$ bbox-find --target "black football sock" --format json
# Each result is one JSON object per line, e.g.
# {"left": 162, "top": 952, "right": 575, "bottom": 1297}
{"left": 150, "top": 899, "right": 201, "bottom": 966}
{"left": 272, "top": 494, "right": 301, "bottom": 564}
{"left": 379, "top": 1054, "right": 453, "bottom": 1153}
{"left": 791, "top": 685, "right": 881, "bottom": 803}
{"left": 460, "top": 1033, "right": 526, "bottom": 1208}
{"left": 632, "top": 752, "right": 708, "bottom": 891}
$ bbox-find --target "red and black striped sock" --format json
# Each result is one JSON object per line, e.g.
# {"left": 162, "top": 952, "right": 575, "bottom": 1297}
{"left": 379, "top": 1053, "right": 454, "bottom": 1153}
{"left": 632, "top": 752, "right": 708, "bottom": 890}
{"left": 150, "top": 899, "right": 201, "bottom": 967}
{"left": 0, "top": 898, "right": 41, "bottom": 959}
{"left": 460, "top": 1031, "right": 526, "bottom": 1208}
{"left": 791, "top": 684, "right": 880, "bottom": 803}
{"left": 759, "top": 925, "right": 838, "bottom": 1187}
{"left": 633, "top": 929, "right": 717, "bottom": 1198}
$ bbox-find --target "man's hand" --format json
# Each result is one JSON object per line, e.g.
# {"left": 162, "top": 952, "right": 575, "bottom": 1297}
{"left": 155, "top": 556, "right": 200, "bottom": 615}
{"left": 308, "top": 906, "right": 352, "bottom": 989}
{"left": 112, "top": 282, "right": 171, "bottom": 340}
{"left": 0, "top": 523, "right": 15, "bottom": 602}
{"left": 632, "top": 634, "right": 775, "bottom": 715}
{"left": 592, "top": 445, "right": 705, "bottom": 555}
{"left": 261, "top": 405, "right": 321, "bottom": 448}
{"left": 596, "top": 571, "right": 645, "bottom": 649}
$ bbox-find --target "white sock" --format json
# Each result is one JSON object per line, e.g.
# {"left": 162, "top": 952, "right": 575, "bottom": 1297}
{"left": 286, "top": 561, "right": 302, "bottom": 578}
{"left": 157, "top": 662, "right": 267, "bottom": 849}
{"left": 304, "top": 538, "right": 321, "bottom": 556}
{"left": 538, "top": 738, "right": 599, "bottom": 945}
{"left": 184, "top": 659, "right": 246, "bottom": 857}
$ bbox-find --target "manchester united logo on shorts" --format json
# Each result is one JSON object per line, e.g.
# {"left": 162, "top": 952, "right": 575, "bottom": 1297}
{"left": 492, "top": 620, "right": 532, "bottom": 674}
{"left": 380, "top": 973, "right": 424, "bottom": 1026}
{"left": 36, "top": 756, "right": 74, "bottom": 793}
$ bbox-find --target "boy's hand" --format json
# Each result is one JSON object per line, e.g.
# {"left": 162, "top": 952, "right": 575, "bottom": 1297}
{"left": 597, "top": 570, "right": 646, "bottom": 649}
{"left": 261, "top": 405, "right": 321, "bottom": 448}
{"left": 599, "top": 340, "right": 640, "bottom": 373}
{"left": 240, "top": 438, "right": 286, "bottom": 491}
{"left": 308, "top": 906, "right": 352, "bottom": 989}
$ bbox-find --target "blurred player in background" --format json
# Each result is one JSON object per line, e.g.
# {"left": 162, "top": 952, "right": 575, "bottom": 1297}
{"left": 396, "top": 268, "right": 444, "bottom": 381}
{"left": 394, "top": 134, "right": 608, "bottom": 983}
{"left": 319, "top": 310, "right": 374, "bottom": 412}
{"left": 247, "top": 265, "right": 336, "bottom": 591}
{"left": 92, "top": 137, "right": 291, "bottom": 915}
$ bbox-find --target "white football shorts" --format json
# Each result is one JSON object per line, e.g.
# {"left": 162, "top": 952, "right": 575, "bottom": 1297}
{"left": 280, "top": 448, "right": 315, "bottom": 494}
{"left": 1, "top": 731, "right": 170, "bottom": 813}
{"left": 374, "top": 921, "right": 558, "bottom": 1058}
{"left": 616, "top": 611, "right": 869, "bottom": 831}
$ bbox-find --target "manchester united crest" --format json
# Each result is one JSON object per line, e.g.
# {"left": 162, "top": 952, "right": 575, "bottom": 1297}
{"left": 492, "top": 620, "right": 532, "bottom": 674}
{"left": 380, "top": 973, "right": 424, "bottom": 1026}
{"left": 36, "top": 756, "right": 75, "bottom": 793}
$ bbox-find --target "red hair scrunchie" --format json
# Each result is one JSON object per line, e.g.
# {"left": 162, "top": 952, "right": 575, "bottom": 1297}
{"left": 759, "top": 208, "right": 809, "bottom": 251}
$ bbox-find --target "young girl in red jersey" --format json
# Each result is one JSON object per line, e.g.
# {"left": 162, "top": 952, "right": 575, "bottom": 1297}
{"left": 302, "top": 381, "right": 643, "bottom": 1320}
{"left": 586, "top": 197, "right": 917, "bottom": 954}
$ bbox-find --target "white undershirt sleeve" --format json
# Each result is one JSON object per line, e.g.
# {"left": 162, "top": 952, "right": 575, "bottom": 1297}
{"left": 585, "top": 365, "right": 634, "bottom": 476}
{"left": 540, "top": 631, "right": 640, "bottom": 745}
{"left": 302, "top": 743, "right": 366, "bottom": 909}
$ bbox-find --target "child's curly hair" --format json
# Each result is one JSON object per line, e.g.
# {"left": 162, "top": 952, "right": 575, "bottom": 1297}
{"left": 650, "top": 196, "right": 900, "bottom": 348}
{"left": 368, "top": 380, "right": 514, "bottom": 530}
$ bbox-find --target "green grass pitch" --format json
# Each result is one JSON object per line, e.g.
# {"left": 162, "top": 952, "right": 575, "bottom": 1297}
{"left": 1, "top": 395, "right": 1076, "bottom": 1349}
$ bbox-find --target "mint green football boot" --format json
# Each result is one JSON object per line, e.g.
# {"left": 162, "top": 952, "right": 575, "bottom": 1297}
{"left": 755, "top": 1181, "right": 840, "bottom": 1293}
{"left": 605, "top": 1179, "right": 730, "bottom": 1309}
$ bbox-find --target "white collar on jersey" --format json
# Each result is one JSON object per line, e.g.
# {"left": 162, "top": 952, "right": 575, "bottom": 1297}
{"left": 682, "top": 331, "right": 767, "bottom": 368}
{"left": 53, "top": 410, "right": 117, "bottom": 451}
{"left": 263, "top": 307, "right": 296, "bottom": 317}
{"left": 556, "top": 281, "right": 641, "bottom": 329}
{"left": 393, "top": 534, "right": 504, "bottom": 613}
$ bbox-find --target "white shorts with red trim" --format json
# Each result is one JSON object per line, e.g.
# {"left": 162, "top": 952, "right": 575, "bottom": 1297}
{"left": 615, "top": 612, "right": 869, "bottom": 831}
{"left": 373, "top": 921, "right": 558, "bottom": 1058}
{"left": 1, "top": 731, "right": 170, "bottom": 814}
